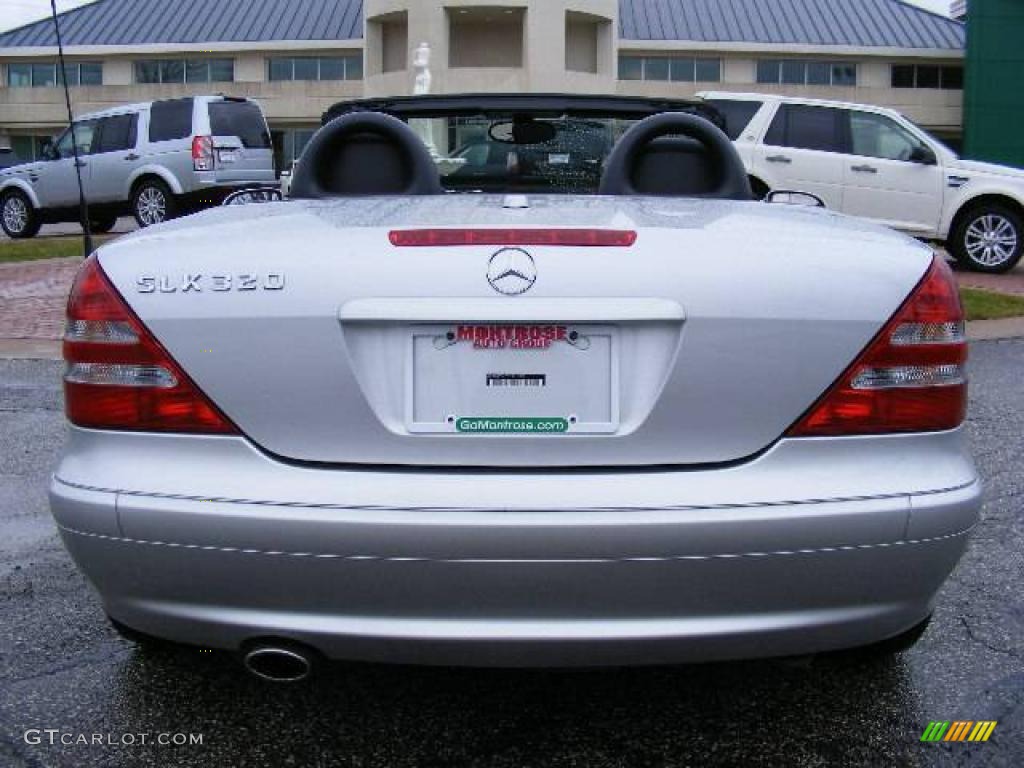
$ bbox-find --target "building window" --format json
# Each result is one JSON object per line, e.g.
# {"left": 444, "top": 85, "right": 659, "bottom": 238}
{"left": 178, "top": 59, "right": 235, "bottom": 84}
{"left": 319, "top": 58, "right": 346, "bottom": 80}
{"left": 31, "top": 63, "right": 56, "bottom": 87}
{"left": 891, "top": 64, "right": 963, "bottom": 90}
{"left": 831, "top": 64, "right": 857, "bottom": 87}
{"left": 266, "top": 56, "right": 362, "bottom": 81}
{"left": 645, "top": 58, "right": 669, "bottom": 81}
{"left": 10, "top": 136, "right": 32, "bottom": 162}
{"left": 756, "top": 60, "right": 779, "bottom": 84}
{"left": 695, "top": 59, "right": 722, "bottom": 82}
{"left": 617, "top": 56, "right": 721, "bottom": 82}
{"left": 293, "top": 58, "right": 319, "bottom": 80}
{"left": 617, "top": 56, "right": 642, "bottom": 80}
{"left": 916, "top": 65, "right": 940, "bottom": 89}
{"left": 134, "top": 59, "right": 234, "bottom": 84}
{"left": 891, "top": 65, "right": 916, "bottom": 88}
{"left": 160, "top": 60, "right": 185, "bottom": 83}
{"left": 806, "top": 61, "right": 830, "bottom": 85}
{"left": 941, "top": 66, "right": 964, "bottom": 89}
{"left": 75, "top": 62, "right": 103, "bottom": 85}
{"left": 271, "top": 127, "right": 318, "bottom": 172}
{"left": 757, "top": 59, "right": 858, "bottom": 87}
{"left": 669, "top": 58, "right": 693, "bottom": 81}
{"left": 10, "top": 135, "right": 54, "bottom": 162}
{"left": 134, "top": 61, "right": 159, "bottom": 84}
{"left": 7, "top": 64, "right": 31, "bottom": 87}
{"left": 6, "top": 61, "right": 103, "bottom": 87}
{"left": 781, "top": 60, "right": 804, "bottom": 85}
{"left": 268, "top": 59, "right": 291, "bottom": 81}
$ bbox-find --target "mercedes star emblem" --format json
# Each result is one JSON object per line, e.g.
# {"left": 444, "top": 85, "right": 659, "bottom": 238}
{"left": 487, "top": 247, "right": 537, "bottom": 296}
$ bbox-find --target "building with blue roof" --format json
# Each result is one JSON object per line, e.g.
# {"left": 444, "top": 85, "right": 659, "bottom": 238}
{"left": 0, "top": 0, "right": 965, "bottom": 166}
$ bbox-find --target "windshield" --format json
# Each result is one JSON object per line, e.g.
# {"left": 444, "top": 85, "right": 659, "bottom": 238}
{"left": 404, "top": 114, "right": 639, "bottom": 194}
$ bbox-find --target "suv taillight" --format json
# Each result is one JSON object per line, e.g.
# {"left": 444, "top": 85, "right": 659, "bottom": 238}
{"left": 788, "top": 255, "right": 967, "bottom": 437}
{"left": 63, "top": 255, "right": 238, "bottom": 434}
{"left": 192, "top": 135, "right": 214, "bottom": 171}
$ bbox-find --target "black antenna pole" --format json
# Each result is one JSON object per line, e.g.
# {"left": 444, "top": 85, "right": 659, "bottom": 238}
{"left": 50, "top": 0, "right": 93, "bottom": 256}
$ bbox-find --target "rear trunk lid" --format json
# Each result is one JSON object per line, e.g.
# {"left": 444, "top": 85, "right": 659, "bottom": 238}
{"left": 97, "top": 195, "right": 933, "bottom": 467}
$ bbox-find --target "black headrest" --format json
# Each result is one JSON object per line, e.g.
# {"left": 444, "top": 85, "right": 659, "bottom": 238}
{"left": 599, "top": 113, "right": 751, "bottom": 200}
{"left": 290, "top": 111, "right": 443, "bottom": 199}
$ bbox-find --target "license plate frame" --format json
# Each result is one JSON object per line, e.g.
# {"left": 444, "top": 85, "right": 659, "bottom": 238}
{"left": 404, "top": 324, "right": 619, "bottom": 434}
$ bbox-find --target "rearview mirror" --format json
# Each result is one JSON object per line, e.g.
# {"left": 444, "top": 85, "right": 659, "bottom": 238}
{"left": 764, "top": 190, "right": 827, "bottom": 208}
{"left": 489, "top": 119, "right": 557, "bottom": 146}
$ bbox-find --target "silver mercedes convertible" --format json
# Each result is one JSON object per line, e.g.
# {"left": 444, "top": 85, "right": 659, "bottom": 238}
{"left": 50, "top": 94, "right": 980, "bottom": 681}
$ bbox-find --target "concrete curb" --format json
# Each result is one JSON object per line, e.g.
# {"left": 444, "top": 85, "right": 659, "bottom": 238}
{"left": 966, "top": 317, "right": 1024, "bottom": 341}
{"left": 0, "top": 255, "right": 83, "bottom": 273}
{"left": 1, "top": 318, "right": 1022, "bottom": 361}
{"left": 0, "top": 339, "right": 62, "bottom": 360}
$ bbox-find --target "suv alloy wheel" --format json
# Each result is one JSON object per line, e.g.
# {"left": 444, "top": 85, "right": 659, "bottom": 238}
{"left": 951, "top": 204, "right": 1023, "bottom": 273}
{"left": 1, "top": 189, "right": 42, "bottom": 239}
{"left": 132, "top": 179, "right": 178, "bottom": 228}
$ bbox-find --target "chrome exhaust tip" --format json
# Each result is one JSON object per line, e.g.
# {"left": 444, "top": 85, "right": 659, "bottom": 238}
{"left": 242, "top": 643, "right": 314, "bottom": 683}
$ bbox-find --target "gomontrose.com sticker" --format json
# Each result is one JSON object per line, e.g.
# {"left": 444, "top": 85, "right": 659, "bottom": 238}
{"left": 456, "top": 417, "right": 569, "bottom": 434}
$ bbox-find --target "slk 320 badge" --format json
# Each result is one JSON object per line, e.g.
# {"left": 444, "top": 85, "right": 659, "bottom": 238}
{"left": 136, "top": 273, "right": 286, "bottom": 293}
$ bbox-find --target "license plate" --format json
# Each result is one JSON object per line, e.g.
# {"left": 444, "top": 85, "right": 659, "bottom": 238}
{"left": 406, "top": 324, "right": 619, "bottom": 434}
{"left": 218, "top": 149, "right": 239, "bottom": 163}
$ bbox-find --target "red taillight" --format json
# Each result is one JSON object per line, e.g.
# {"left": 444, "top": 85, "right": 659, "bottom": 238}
{"left": 63, "top": 255, "right": 238, "bottom": 434}
{"left": 192, "top": 135, "right": 214, "bottom": 171}
{"left": 388, "top": 229, "right": 638, "bottom": 247}
{"left": 788, "top": 256, "right": 967, "bottom": 437}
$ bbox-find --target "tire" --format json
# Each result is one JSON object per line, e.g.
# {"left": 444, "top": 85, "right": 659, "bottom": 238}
{"left": 1, "top": 189, "right": 42, "bottom": 239}
{"left": 88, "top": 215, "right": 118, "bottom": 234}
{"left": 950, "top": 203, "right": 1023, "bottom": 273}
{"left": 131, "top": 179, "right": 178, "bottom": 228}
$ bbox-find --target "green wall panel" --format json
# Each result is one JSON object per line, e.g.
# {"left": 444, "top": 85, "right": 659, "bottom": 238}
{"left": 963, "top": 0, "right": 1024, "bottom": 167}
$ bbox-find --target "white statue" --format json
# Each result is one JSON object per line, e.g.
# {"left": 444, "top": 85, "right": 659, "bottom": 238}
{"left": 413, "top": 42, "right": 432, "bottom": 95}
{"left": 411, "top": 42, "right": 446, "bottom": 163}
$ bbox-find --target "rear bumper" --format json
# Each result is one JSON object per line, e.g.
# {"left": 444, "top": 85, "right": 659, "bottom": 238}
{"left": 194, "top": 170, "right": 277, "bottom": 189}
{"left": 50, "top": 428, "right": 981, "bottom": 666}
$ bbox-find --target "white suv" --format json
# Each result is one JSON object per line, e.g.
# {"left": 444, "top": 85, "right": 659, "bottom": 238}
{"left": 701, "top": 92, "right": 1024, "bottom": 273}
{"left": 0, "top": 95, "right": 275, "bottom": 239}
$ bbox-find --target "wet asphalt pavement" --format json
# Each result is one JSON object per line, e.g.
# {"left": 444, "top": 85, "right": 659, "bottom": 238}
{"left": 1, "top": 343, "right": 1022, "bottom": 768}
